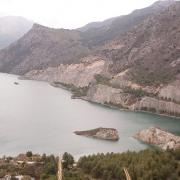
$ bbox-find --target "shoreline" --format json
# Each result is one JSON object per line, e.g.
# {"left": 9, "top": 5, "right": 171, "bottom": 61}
{"left": 19, "top": 75, "right": 180, "bottom": 120}
{"left": 0, "top": 72, "right": 179, "bottom": 158}
{"left": 73, "top": 94, "right": 180, "bottom": 120}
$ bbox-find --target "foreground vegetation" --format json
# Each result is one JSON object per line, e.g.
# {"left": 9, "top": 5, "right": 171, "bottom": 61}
{"left": 0, "top": 152, "right": 57, "bottom": 179}
{"left": 1, "top": 149, "right": 180, "bottom": 179}
{"left": 64, "top": 149, "right": 180, "bottom": 180}
{"left": 53, "top": 82, "right": 89, "bottom": 97}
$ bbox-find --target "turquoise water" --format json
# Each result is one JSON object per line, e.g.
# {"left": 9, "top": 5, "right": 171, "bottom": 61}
{"left": 0, "top": 73, "right": 179, "bottom": 157}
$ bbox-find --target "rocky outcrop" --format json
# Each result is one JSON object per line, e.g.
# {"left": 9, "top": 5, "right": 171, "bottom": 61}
{"left": 24, "top": 60, "right": 180, "bottom": 117}
{"left": 110, "top": 69, "right": 159, "bottom": 94}
{"left": 25, "top": 58, "right": 111, "bottom": 88}
{"left": 110, "top": 69, "right": 140, "bottom": 89}
{"left": 86, "top": 84, "right": 136, "bottom": 108}
{"left": 159, "top": 78, "right": 180, "bottom": 103}
{"left": 132, "top": 96, "right": 180, "bottom": 116}
{"left": 25, "top": 62, "right": 180, "bottom": 117}
{"left": 74, "top": 127, "right": 119, "bottom": 141}
{"left": 134, "top": 127, "right": 180, "bottom": 150}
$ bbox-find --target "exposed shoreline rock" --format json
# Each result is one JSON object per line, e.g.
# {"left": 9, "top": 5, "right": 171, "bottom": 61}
{"left": 24, "top": 58, "right": 111, "bottom": 88}
{"left": 74, "top": 127, "right": 119, "bottom": 141}
{"left": 134, "top": 127, "right": 180, "bottom": 150}
{"left": 23, "top": 68, "right": 180, "bottom": 118}
{"left": 22, "top": 51, "right": 180, "bottom": 118}
{"left": 131, "top": 96, "right": 180, "bottom": 117}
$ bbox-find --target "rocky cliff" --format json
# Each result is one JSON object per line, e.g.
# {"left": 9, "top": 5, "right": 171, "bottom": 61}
{"left": 25, "top": 57, "right": 111, "bottom": 87}
{"left": 24, "top": 58, "right": 180, "bottom": 117}
{"left": 134, "top": 127, "right": 180, "bottom": 150}
{"left": 85, "top": 84, "right": 136, "bottom": 108}
{"left": 159, "top": 77, "right": 180, "bottom": 103}
{"left": 132, "top": 97, "right": 180, "bottom": 116}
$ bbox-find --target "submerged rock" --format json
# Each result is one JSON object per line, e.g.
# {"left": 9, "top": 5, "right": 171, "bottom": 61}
{"left": 14, "top": 82, "right": 19, "bottom": 85}
{"left": 74, "top": 127, "right": 119, "bottom": 141}
{"left": 134, "top": 127, "right": 180, "bottom": 150}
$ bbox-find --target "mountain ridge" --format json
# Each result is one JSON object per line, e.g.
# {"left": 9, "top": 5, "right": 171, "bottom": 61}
{"left": 0, "top": 0, "right": 175, "bottom": 75}
{"left": 0, "top": 0, "right": 180, "bottom": 117}
{"left": 79, "top": 0, "right": 175, "bottom": 46}
{"left": 0, "top": 16, "right": 33, "bottom": 49}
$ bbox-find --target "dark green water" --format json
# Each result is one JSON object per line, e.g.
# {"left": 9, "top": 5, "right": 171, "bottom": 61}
{"left": 0, "top": 73, "right": 179, "bottom": 157}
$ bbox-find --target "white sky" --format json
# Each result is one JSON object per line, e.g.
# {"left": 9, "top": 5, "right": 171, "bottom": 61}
{"left": 0, "top": 0, "right": 158, "bottom": 29}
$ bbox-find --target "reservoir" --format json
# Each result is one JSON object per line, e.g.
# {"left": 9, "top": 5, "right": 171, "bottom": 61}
{"left": 0, "top": 73, "right": 180, "bottom": 157}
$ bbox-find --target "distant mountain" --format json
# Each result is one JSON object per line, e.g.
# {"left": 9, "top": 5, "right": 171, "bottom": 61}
{"left": 24, "top": 1, "right": 180, "bottom": 118}
{"left": 0, "top": 24, "right": 90, "bottom": 74}
{"left": 0, "top": 0, "right": 174, "bottom": 75}
{"left": 0, "top": 16, "right": 33, "bottom": 49}
{"left": 79, "top": 0, "right": 175, "bottom": 46}
{"left": 78, "top": 17, "right": 117, "bottom": 32}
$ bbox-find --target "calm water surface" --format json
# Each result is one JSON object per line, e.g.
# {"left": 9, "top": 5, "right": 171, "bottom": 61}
{"left": 0, "top": 73, "right": 180, "bottom": 157}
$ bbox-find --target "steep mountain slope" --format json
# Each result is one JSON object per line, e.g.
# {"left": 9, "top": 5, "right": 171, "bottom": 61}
{"left": 0, "top": 24, "right": 90, "bottom": 74}
{"left": 0, "top": 1, "right": 179, "bottom": 117}
{"left": 80, "top": 0, "right": 175, "bottom": 46}
{"left": 25, "top": 1, "right": 180, "bottom": 117}
{"left": 101, "top": 1, "right": 180, "bottom": 85}
{"left": 0, "top": 1, "right": 174, "bottom": 75}
{"left": 87, "top": 1, "right": 180, "bottom": 117}
{"left": 0, "top": 16, "right": 33, "bottom": 49}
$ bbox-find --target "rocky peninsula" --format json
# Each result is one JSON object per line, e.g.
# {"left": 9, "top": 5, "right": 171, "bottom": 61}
{"left": 134, "top": 127, "right": 180, "bottom": 150}
{"left": 74, "top": 127, "right": 119, "bottom": 141}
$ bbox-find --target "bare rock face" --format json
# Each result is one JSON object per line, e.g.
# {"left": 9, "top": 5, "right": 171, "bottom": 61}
{"left": 25, "top": 58, "right": 111, "bottom": 88}
{"left": 132, "top": 96, "right": 180, "bottom": 116}
{"left": 74, "top": 127, "right": 119, "bottom": 141}
{"left": 134, "top": 127, "right": 180, "bottom": 150}
{"left": 159, "top": 78, "right": 180, "bottom": 103}
{"left": 86, "top": 84, "right": 136, "bottom": 108}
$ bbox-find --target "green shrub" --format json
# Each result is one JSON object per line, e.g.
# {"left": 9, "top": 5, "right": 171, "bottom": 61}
{"left": 94, "top": 74, "right": 111, "bottom": 85}
{"left": 123, "top": 87, "right": 156, "bottom": 98}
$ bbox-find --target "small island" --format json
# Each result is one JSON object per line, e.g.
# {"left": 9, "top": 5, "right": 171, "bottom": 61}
{"left": 74, "top": 127, "right": 119, "bottom": 141}
{"left": 134, "top": 127, "right": 180, "bottom": 150}
{"left": 14, "top": 82, "right": 19, "bottom": 85}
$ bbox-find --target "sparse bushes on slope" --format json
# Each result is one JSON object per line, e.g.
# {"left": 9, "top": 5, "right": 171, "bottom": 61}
{"left": 53, "top": 82, "right": 89, "bottom": 97}
{"left": 94, "top": 74, "right": 111, "bottom": 85}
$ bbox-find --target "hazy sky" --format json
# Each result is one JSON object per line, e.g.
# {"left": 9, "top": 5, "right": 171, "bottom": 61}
{"left": 0, "top": 0, "right": 158, "bottom": 29}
